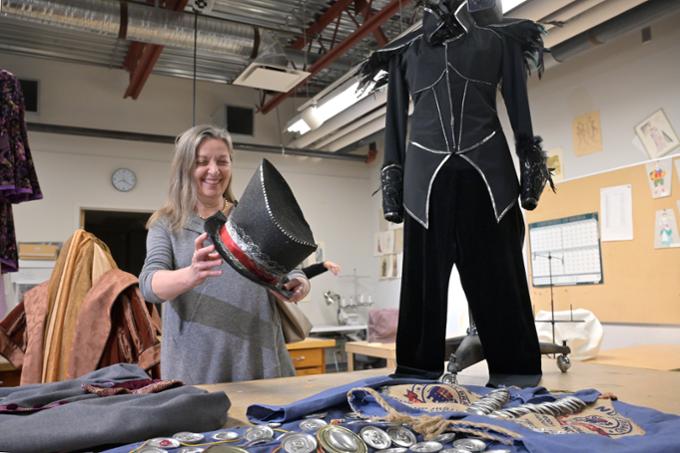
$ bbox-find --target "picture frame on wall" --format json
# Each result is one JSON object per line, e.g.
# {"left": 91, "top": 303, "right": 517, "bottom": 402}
{"left": 635, "top": 109, "right": 680, "bottom": 159}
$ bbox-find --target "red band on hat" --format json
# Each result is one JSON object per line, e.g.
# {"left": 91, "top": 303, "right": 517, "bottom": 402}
{"left": 219, "top": 224, "right": 278, "bottom": 285}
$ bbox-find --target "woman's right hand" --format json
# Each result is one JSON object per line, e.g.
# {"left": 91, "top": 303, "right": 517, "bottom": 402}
{"left": 188, "top": 232, "right": 223, "bottom": 287}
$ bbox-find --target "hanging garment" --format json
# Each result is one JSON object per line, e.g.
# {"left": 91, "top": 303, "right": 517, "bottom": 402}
{"left": 360, "top": 2, "right": 545, "bottom": 380}
{"left": 0, "top": 69, "right": 43, "bottom": 274}
{"left": 0, "top": 230, "right": 161, "bottom": 384}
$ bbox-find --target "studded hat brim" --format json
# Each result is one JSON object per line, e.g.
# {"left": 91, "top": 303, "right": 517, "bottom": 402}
{"left": 204, "top": 211, "right": 293, "bottom": 299}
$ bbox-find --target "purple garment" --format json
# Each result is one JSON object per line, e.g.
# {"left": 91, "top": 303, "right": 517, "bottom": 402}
{"left": 0, "top": 69, "right": 43, "bottom": 273}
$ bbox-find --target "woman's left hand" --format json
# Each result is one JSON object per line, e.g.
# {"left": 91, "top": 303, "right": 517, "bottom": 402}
{"left": 271, "top": 276, "right": 310, "bottom": 303}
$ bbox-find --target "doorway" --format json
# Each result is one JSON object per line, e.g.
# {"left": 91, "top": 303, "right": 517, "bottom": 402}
{"left": 81, "top": 209, "right": 152, "bottom": 277}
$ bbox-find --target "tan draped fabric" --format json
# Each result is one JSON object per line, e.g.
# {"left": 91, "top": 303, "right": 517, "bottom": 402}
{"left": 0, "top": 229, "right": 161, "bottom": 384}
{"left": 42, "top": 230, "right": 117, "bottom": 382}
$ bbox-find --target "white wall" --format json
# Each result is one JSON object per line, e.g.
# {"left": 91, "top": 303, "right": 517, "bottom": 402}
{"left": 1, "top": 53, "right": 376, "bottom": 326}
{"left": 369, "top": 11, "right": 680, "bottom": 348}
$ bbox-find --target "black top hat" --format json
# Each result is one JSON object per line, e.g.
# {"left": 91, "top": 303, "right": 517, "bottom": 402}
{"left": 205, "top": 159, "right": 317, "bottom": 297}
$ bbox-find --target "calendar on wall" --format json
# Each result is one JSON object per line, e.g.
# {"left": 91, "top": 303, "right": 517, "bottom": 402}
{"left": 528, "top": 213, "right": 603, "bottom": 287}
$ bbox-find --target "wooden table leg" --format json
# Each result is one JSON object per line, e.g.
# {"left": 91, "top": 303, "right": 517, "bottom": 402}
{"left": 347, "top": 352, "right": 355, "bottom": 371}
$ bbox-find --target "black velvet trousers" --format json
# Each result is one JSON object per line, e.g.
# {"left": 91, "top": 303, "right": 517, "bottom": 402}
{"left": 395, "top": 155, "right": 541, "bottom": 379}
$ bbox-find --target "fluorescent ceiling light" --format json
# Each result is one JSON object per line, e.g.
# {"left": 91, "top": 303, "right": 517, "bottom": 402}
{"left": 287, "top": 118, "right": 311, "bottom": 135}
{"left": 502, "top": 0, "right": 528, "bottom": 13}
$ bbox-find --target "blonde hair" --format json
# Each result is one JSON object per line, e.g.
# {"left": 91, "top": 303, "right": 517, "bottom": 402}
{"left": 147, "top": 125, "right": 236, "bottom": 231}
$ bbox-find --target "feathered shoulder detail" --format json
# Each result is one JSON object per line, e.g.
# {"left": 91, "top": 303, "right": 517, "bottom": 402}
{"left": 487, "top": 19, "right": 546, "bottom": 78}
{"left": 357, "top": 28, "right": 422, "bottom": 92}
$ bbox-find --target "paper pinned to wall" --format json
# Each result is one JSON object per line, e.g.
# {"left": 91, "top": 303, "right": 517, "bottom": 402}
{"left": 646, "top": 158, "right": 673, "bottom": 199}
{"left": 600, "top": 184, "right": 633, "bottom": 241}
{"left": 655, "top": 208, "right": 680, "bottom": 248}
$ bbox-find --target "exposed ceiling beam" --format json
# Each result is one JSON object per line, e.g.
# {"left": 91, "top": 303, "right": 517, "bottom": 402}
{"left": 123, "top": 0, "right": 189, "bottom": 99}
{"left": 290, "top": 0, "right": 356, "bottom": 50}
{"left": 261, "top": 0, "right": 412, "bottom": 114}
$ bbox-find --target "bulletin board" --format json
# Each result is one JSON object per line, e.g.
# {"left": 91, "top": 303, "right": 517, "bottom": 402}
{"left": 525, "top": 155, "right": 680, "bottom": 325}
{"left": 529, "top": 213, "right": 603, "bottom": 287}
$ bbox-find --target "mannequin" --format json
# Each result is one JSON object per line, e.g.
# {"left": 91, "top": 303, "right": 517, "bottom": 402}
{"left": 362, "top": 0, "right": 552, "bottom": 386}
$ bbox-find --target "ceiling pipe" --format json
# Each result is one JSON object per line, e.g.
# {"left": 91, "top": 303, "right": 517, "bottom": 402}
{"left": 26, "top": 122, "right": 369, "bottom": 162}
{"left": 1, "top": 0, "right": 257, "bottom": 57}
{"left": 259, "top": 0, "right": 413, "bottom": 114}
{"left": 548, "top": 0, "right": 680, "bottom": 64}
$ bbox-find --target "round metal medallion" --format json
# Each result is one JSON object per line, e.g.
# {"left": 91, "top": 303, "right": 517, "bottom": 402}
{"left": 317, "top": 424, "right": 367, "bottom": 453}
{"left": 360, "top": 426, "right": 392, "bottom": 450}
{"left": 173, "top": 432, "right": 205, "bottom": 444}
{"left": 204, "top": 446, "right": 249, "bottom": 453}
{"left": 244, "top": 425, "right": 274, "bottom": 442}
{"left": 138, "top": 448, "right": 168, "bottom": 453}
{"left": 386, "top": 426, "right": 417, "bottom": 447}
{"left": 377, "top": 448, "right": 408, "bottom": 453}
{"left": 281, "top": 432, "right": 319, "bottom": 453}
{"left": 441, "top": 449, "right": 471, "bottom": 453}
{"left": 433, "top": 433, "right": 456, "bottom": 444}
{"left": 212, "top": 431, "right": 240, "bottom": 441}
{"left": 410, "top": 441, "right": 444, "bottom": 453}
{"left": 452, "top": 438, "right": 486, "bottom": 452}
{"left": 267, "top": 422, "right": 282, "bottom": 428}
{"left": 299, "top": 417, "right": 328, "bottom": 432}
{"left": 147, "top": 438, "right": 181, "bottom": 449}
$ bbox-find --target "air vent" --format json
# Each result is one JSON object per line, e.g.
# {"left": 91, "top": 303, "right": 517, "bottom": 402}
{"left": 226, "top": 105, "right": 254, "bottom": 136}
{"left": 233, "top": 62, "right": 310, "bottom": 93}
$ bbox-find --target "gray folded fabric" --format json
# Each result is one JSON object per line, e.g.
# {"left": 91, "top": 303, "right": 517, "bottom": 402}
{"left": 0, "top": 363, "right": 230, "bottom": 453}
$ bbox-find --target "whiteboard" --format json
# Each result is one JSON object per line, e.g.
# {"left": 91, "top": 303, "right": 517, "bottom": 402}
{"left": 528, "top": 213, "right": 603, "bottom": 286}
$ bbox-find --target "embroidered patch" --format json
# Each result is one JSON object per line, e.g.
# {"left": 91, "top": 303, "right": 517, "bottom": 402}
{"left": 510, "top": 400, "right": 644, "bottom": 438}
{"left": 383, "top": 383, "right": 478, "bottom": 412}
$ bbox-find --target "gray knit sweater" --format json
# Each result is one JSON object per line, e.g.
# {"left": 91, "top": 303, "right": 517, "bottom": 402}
{"left": 139, "top": 215, "right": 296, "bottom": 384}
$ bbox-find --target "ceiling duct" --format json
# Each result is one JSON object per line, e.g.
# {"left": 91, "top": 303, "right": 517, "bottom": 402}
{"left": 1, "top": 0, "right": 256, "bottom": 57}
{"left": 549, "top": 0, "right": 680, "bottom": 63}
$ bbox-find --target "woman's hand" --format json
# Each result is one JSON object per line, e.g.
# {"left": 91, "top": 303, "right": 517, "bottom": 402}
{"left": 270, "top": 275, "right": 311, "bottom": 304}
{"left": 188, "top": 232, "right": 223, "bottom": 287}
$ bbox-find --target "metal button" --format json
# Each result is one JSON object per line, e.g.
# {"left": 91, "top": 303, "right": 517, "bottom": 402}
{"left": 377, "top": 448, "right": 408, "bottom": 453}
{"left": 317, "top": 424, "right": 368, "bottom": 453}
{"left": 387, "top": 426, "right": 417, "bottom": 448}
{"left": 212, "top": 431, "right": 240, "bottom": 441}
{"left": 138, "top": 448, "right": 168, "bottom": 453}
{"left": 173, "top": 432, "right": 205, "bottom": 444}
{"left": 147, "top": 438, "right": 181, "bottom": 449}
{"left": 452, "top": 438, "right": 486, "bottom": 452}
{"left": 281, "top": 432, "right": 319, "bottom": 453}
{"left": 299, "top": 418, "right": 328, "bottom": 432}
{"left": 244, "top": 425, "right": 275, "bottom": 442}
{"left": 410, "top": 441, "right": 443, "bottom": 453}
{"left": 433, "top": 433, "right": 456, "bottom": 444}
{"left": 360, "top": 426, "right": 392, "bottom": 450}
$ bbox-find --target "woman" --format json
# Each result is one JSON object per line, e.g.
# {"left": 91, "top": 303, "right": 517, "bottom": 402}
{"left": 139, "top": 125, "right": 310, "bottom": 384}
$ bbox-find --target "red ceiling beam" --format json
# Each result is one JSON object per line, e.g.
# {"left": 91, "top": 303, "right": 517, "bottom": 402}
{"left": 261, "top": 0, "right": 411, "bottom": 114}
{"left": 123, "top": 0, "right": 189, "bottom": 99}
{"left": 355, "top": 0, "right": 388, "bottom": 46}
{"left": 290, "top": 0, "right": 356, "bottom": 50}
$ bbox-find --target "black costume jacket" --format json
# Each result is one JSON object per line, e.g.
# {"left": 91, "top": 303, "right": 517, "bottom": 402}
{"left": 362, "top": 3, "right": 545, "bottom": 228}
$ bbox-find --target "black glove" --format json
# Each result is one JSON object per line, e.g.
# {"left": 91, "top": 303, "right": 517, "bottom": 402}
{"left": 518, "top": 136, "right": 555, "bottom": 210}
{"left": 381, "top": 163, "right": 404, "bottom": 223}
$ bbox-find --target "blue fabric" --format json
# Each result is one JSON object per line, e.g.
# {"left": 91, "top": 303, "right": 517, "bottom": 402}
{"left": 106, "top": 375, "right": 680, "bottom": 453}
{"left": 246, "top": 375, "right": 434, "bottom": 423}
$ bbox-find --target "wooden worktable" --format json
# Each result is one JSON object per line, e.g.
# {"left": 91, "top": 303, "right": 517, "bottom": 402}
{"left": 198, "top": 358, "right": 680, "bottom": 427}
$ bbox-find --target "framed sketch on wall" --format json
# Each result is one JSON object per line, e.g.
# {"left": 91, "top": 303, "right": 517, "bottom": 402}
{"left": 635, "top": 109, "right": 680, "bottom": 159}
